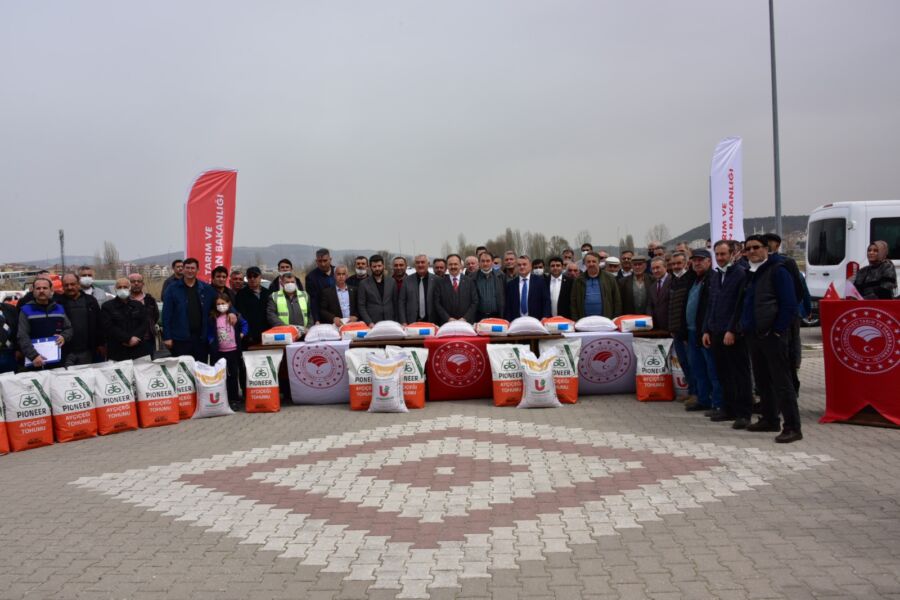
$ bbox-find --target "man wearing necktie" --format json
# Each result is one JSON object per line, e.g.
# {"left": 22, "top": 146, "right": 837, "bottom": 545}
{"left": 398, "top": 254, "right": 439, "bottom": 325}
{"left": 504, "top": 255, "right": 551, "bottom": 321}
{"left": 434, "top": 254, "right": 478, "bottom": 325}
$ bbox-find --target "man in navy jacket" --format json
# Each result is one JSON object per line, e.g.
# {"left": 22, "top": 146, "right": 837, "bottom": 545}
{"left": 504, "top": 255, "right": 551, "bottom": 321}
{"left": 702, "top": 241, "right": 752, "bottom": 428}
{"left": 738, "top": 235, "right": 801, "bottom": 443}
{"left": 162, "top": 257, "right": 232, "bottom": 363}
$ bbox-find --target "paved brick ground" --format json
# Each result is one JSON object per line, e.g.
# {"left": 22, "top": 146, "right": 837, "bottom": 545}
{"left": 3, "top": 331, "right": 900, "bottom": 600}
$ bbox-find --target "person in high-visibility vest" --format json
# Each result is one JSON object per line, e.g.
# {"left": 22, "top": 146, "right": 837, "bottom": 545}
{"left": 266, "top": 273, "right": 311, "bottom": 328}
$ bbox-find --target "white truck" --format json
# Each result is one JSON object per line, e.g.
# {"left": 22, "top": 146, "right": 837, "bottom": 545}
{"left": 805, "top": 200, "right": 900, "bottom": 323}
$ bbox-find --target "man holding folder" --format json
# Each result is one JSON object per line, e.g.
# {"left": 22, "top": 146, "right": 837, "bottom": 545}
{"left": 17, "top": 276, "right": 72, "bottom": 369}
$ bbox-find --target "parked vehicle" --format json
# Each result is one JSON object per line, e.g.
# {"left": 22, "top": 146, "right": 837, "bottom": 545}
{"left": 805, "top": 200, "right": 900, "bottom": 324}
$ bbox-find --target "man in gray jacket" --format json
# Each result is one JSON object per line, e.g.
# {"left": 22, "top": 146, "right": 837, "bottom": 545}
{"left": 357, "top": 255, "right": 396, "bottom": 325}
{"left": 398, "top": 254, "right": 439, "bottom": 324}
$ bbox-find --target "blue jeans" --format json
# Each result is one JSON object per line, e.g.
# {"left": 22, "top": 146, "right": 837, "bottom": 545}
{"left": 672, "top": 337, "right": 697, "bottom": 395}
{"left": 687, "top": 330, "right": 723, "bottom": 409}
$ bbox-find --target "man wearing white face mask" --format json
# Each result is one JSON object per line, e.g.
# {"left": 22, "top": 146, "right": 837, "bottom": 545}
{"left": 101, "top": 278, "right": 151, "bottom": 361}
{"left": 78, "top": 265, "right": 112, "bottom": 304}
{"left": 266, "top": 272, "right": 312, "bottom": 329}
{"left": 346, "top": 255, "right": 369, "bottom": 290}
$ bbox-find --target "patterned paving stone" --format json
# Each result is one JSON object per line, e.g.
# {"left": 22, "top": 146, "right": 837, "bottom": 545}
{"left": 72, "top": 417, "right": 830, "bottom": 598}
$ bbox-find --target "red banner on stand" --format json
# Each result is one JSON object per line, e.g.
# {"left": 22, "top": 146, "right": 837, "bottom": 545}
{"left": 425, "top": 336, "right": 492, "bottom": 401}
{"left": 820, "top": 299, "right": 900, "bottom": 425}
{"left": 185, "top": 170, "right": 237, "bottom": 283}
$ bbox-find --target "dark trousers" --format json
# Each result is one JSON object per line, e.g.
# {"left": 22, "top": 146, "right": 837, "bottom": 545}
{"left": 63, "top": 350, "right": 94, "bottom": 367}
{"left": 171, "top": 337, "right": 209, "bottom": 364}
{"left": 787, "top": 316, "right": 801, "bottom": 393}
{"left": 211, "top": 348, "right": 241, "bottom": 406}
{"left": 747, "top": 333, "right": 801, "bottom": 432}
{"left": 710, "top": 333, "right": 754, "bottom": 420}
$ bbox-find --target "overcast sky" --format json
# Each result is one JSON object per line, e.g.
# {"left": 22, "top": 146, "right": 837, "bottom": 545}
{"left": 3, "top": 0, "right": 899, "bottom": 262}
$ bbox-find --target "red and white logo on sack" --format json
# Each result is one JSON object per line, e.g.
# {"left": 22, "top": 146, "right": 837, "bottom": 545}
{"left": 291, "top": 345, "right": 345, "bottom": 388}
{"left": 830, "top": 308, "right": 900, "bottom": 374}
{"left": 579, "top": 338, "right": 632, "bottom": 384}
{"left": 432, "top": 341, "right": 486, "bottom": 387}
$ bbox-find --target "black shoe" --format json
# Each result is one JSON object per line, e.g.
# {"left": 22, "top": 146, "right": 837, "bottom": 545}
{"left": 229, "top": 402, "right": 241, "bottom": 412}
{"left": 710, "top": 411, "right": 735, "bottom": 422}
{"left": 685, "top": 403, "right": 709, "bottom": 412}
{"left": 732, "top": 418, "right": 750, "bottom": 430}
{"left": 747, "top": 419, "right": 780, "bottom": 432}
{"left": 775, "top": 430, "right": 803, "bottom": 444}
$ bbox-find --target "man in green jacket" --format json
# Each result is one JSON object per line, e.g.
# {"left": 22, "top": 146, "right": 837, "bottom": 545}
{"left": 571, "top": 252, "right": 622, "bottom": 320}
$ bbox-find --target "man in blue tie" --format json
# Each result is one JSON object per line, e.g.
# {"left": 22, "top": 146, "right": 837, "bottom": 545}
{"left": 504, "top": 255, "right": 551, "bottom": 321}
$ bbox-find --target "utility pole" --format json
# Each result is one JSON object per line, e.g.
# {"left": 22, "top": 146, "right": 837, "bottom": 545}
{"left": 769, "top": 0, "right": 783, "bottom": 237}
{"left": 59, "top": 229, "right": 66, "bottom": 271}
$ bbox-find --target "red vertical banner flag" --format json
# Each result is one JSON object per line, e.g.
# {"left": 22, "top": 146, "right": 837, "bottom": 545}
{"left": 184, "top": 170, "right": 237, "bottom": 283}
{"left": 820, "top": 299, "right": 900, "bottom": 425}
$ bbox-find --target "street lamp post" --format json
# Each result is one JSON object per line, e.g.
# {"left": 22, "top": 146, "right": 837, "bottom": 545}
{"left": 769, "top": 0, "right": 783, "bottom": 237}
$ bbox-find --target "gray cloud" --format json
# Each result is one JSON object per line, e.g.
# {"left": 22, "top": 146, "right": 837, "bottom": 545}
{"left": 2, "top": 0, "right": 899, "bottom": 261}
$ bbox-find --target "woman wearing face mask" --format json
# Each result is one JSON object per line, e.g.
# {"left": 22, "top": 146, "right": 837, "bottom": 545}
{"left": 208, "top": 293, "right": 248, "bottom": 410}
{"left": 854, "top": 241, "right": 898, "bottom": 300}
{"left": 100, "top": 278, "right": 151, "bottom": 361}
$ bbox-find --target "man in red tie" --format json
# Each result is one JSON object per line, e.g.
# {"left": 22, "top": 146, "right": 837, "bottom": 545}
{"left": 434, "top": 254, "right": 478, "bottom": 325}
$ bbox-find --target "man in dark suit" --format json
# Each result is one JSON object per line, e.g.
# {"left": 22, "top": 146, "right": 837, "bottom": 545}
{"left": 357, "top": 255, "right": 396, "bottom": 325}
{"left": 319, "top": 265, "right": 359, "bottom": 326}
{"left": 504, "top": 255, "right": 551, "bottom": 321}
{"left": 646, "top": 257, "right": 672, "bottom": 332}
{"left": 398, "top": 254, "right": 439, "bottom": 324}
{"left": 434, "top": 254, "right": 478, "bottom": 324}
{"left": 546, "top": 256, "right": 572, "bottom": 319}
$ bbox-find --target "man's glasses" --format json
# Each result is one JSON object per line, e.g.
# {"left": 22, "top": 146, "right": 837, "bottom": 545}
{"left": 745, "top": 244, "right": 764, "bottom": 250}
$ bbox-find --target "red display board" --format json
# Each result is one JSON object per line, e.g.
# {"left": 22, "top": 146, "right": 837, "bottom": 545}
{"left": 820, "top": 299, "right": 900, "bottom": 425}
{"left": 425, "top": 336, "right": 492, "bottom": 401}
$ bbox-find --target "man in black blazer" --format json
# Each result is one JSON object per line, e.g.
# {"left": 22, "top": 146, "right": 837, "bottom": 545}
{"left": 434, "top": 254, "right": 478, "bottom": 325}
{"left": 546, "top": 256, "right": 573, "bottom": 318}
{"left": 398, "top": 254, "right": 439, "bottom": 324}
{"left": 319, "top": 265, "right": 359, "bottom": 325}
{"left": 504, "top": 255, "right": 551, "bottom": 321}
{"left": 357, "top": 255, "right": 396, "bottom": 325}
{"left": 646, "top": 257, "right": 673, "bottom": 332}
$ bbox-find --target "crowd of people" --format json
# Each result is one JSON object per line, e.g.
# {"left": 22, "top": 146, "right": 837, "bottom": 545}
{"left": 2, "top": 235, "right": 896, "bottom": 443}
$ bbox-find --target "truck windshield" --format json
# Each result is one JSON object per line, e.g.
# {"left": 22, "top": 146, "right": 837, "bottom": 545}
{"left": 870, "top": 218, "right": 900, "bottom": 260}
{"left": 807, "top": 218, "right": 846, "bottom": 265}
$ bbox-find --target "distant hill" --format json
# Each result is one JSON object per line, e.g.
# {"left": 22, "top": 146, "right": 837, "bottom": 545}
{"left": 132, "top": 244, "right": 383, "bottom": 269}
{"left": 666, "top": 215, "right": 809, "bottom": 246}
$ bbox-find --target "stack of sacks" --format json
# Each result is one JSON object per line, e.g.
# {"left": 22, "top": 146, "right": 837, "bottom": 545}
{"left": 614, "top": 314, "right": 654, "bottom": 332}
{"left": 436, "top": 321, "right": 478, "bottom": 337}
{"left": 340, "top": 322, "right": 370, "bottom": 340}
{"left": 404, "top": 322, "right": 437, "bottom": 338}
{"left": 541, "top": 316, "right": 575, "bottom": 333}
{"left": 262, "top": 326, "right": 302, "bottom": 345}
{"left": 487, "top": 344, "right": 528, "bottom": 406}
{"left": 49, "top": 370, "right": 98, "bottom": 442}
{"left": 538, "top": 338, "right": 581, "bottom": 404}
{"left": 0, "top": 372, "right": 54, "bottom": 452}
{"left": 243, "top": 350, "right": 284, "bottom": 412}
{"left": 507, "top": 317, "right": 548, "bottom": 336}
{"left": 305, "top": 324, "right": 341, "bottom": 342}
{"left": 192, "top": 359, "right": 235, "bottom": 418}
{"left": 366, "top": 352, "right": 409, "bottom": 413}
{"left": 365, "top": 320, "right": 407, "bottom": 341}
{"left": 574, "top": 316, "right": 617, "bottom": 332}
{"left": 517, "top": 349, "right": 562, "bottom": 409}
{"left": 476, "top": 318, "right": 510, "bottom": 336}
{"left": 133, "top": 359, "right": 181, "bottom": 428}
